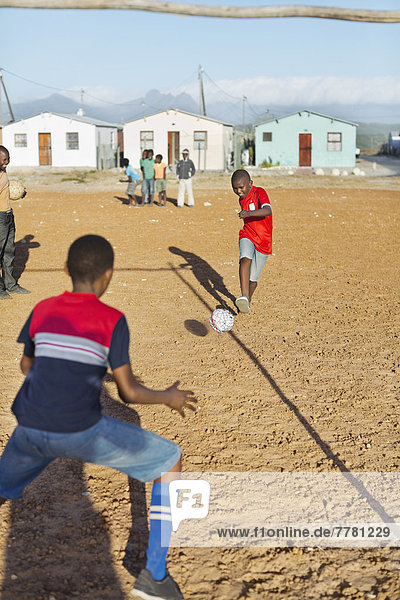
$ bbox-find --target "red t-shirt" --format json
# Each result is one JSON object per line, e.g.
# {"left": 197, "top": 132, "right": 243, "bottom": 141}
{"left": 238, "top": 186, "right": 273, "bottom": 254}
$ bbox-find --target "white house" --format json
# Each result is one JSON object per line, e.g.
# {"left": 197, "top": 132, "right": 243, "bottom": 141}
{"left": 2, "top": 111, "right": 120, "bottom": 169}
{"left": 123, "top": 109, "right": 233, "bottom": 171}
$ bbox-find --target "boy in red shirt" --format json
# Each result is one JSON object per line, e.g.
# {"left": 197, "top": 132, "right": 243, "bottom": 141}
{"left": 231, "top": 169, "right": 272, "bottom": 313}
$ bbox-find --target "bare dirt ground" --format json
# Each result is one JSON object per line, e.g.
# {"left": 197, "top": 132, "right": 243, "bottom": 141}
{"left": 0, "top": 168, "right": 399, "bottom": 600}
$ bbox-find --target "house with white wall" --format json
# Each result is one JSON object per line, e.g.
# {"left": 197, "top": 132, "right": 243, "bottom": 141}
{"left": 123, "top": 109, "right": 233, "bottom": 171}
{"left": 255, "top": 110, "right": 358, "bottom": 169}
{"left": 2, "top": 111, "right": 120, "bottom": 169}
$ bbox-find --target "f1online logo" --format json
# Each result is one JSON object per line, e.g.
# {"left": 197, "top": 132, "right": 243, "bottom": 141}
{"left": 169, "top": 480, "right": 210, "bottom": 531}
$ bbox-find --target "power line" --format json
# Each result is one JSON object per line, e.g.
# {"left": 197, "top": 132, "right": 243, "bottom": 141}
{"left": 0, "top": 66, "right": 76, "bottom": 94}
{"left": 203, "top": 70, "right": 242, "bottom": 102}
{"left": 0, "top": 67, "right": 144, "bottom": 107}
{"left": 0, "top": 65, "right": 273, "bottom": 121}
{"left": 203, "top": 69, "right": 273, "bottom": 123}
{"left": 161, "top": 69, "right": 198, "bottom": 99}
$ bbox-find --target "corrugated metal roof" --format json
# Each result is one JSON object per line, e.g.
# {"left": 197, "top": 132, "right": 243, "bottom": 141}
{"left": 58, "top": 113, "right": 121, "bottom": 128}
{"left": 124, "top": 108, "right": 233, "bottom": 127}
{"left": 254, "top": 109, "right": 358, "bottom": 128}
{"left": 3, "top": 112, "right": 121, "bottom": 128}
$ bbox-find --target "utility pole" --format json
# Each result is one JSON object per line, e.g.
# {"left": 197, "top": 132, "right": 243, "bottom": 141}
{"left": 0, "top": 70, "right": 15, "bottom": 123}
{"left": 242, "top": 95, "right": 247, "bottom": 128}
{"left": 76, "top": 88, "right": 85, "bottom": 116}
{"left": 198, "top": 65, "right": 206, "bottom": 116}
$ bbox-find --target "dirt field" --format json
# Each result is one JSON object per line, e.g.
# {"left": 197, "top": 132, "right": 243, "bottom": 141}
{"left": 0, "top": 169, "right": 399, "bottom": 600}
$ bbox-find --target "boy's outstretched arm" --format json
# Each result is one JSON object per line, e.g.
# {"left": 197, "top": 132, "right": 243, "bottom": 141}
{"left": 113, "top": 363, "right": 197, "bottom": 418}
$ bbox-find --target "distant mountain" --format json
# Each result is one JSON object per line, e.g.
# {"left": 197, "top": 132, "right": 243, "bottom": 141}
{"left": 4, "top": 93, "right": 80, "bottom": 122}
{"left": 0, "top": 89, "right": 199, "bottom": 125}
{"left": 1, "top": 89, "right": 398, "bottom": 130}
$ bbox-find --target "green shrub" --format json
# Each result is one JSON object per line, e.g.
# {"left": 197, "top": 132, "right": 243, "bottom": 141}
{"left": 260, "top": 157, "right": 280, "bottom": 168}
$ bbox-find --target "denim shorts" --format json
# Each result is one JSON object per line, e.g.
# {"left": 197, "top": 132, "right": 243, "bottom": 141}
{"left": 0, "top": 416, "right": 181, "bottom": 500}
{"left": 239, "top": 237, "right": 269, "bottom": 282}
{"left": 141, "top": 178, "right": 154, "bottom": 197}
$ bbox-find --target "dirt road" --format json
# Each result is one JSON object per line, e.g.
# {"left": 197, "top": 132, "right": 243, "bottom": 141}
{"left": 0, "top": 171, "right": 399, "bottom": 599}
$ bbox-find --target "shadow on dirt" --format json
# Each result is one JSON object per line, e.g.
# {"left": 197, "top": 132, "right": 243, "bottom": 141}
{"left": 14, "top": 234, "right": 40, "bottom": 279}
{"left": 169, "top": 257, "right": 395, "bottom": 525}
{"left": 114, "top": 195, "right": 178, "bottom": 207}
{"left": 169, "top": 247, "right": 237, "bottom": 313}
{"left": 1, "top": 384, "right": 150, "bottom": 598}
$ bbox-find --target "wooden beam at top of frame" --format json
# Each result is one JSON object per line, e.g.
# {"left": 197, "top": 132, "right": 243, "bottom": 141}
{"left": 0, "top": 1, "right": 399, "bottom": 23}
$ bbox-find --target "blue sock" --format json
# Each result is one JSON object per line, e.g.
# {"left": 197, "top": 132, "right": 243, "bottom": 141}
{"left": 145, "top": 482, "right": 172, "bottom": 581}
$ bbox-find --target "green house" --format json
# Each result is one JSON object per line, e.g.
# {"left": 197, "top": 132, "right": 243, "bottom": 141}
{"left": 255, "top": 110, "right": 358, "bottom": 169}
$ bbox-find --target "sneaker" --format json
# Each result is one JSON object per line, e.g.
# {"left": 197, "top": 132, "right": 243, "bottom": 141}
{"left": 131, "top": 568, "right": 184, "bottom": 600}
{"left": 0, "top": 290, "right": 12, "bottom": 300}
{"left": 235, "top": 296, "right": 250, "bottom": 313}
{"left": 7, "top": 284, "right": 30, "bottom": 294}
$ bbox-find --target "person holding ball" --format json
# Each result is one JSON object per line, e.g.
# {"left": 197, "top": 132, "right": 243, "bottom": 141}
{"left": 0, "top": 145, "right": 30, "bottom": 299}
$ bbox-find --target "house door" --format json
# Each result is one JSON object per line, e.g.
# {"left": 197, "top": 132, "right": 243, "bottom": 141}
{"left": 168, "top": 131, "right": 180, "bottom": 166}
{"left": 39, "top": 133, "right": 52, "bottom": 165}
{"left": 299, "top": 133, "right": 312, "bottom": 167}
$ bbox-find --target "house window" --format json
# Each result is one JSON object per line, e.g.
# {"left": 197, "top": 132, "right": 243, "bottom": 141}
{"left": 263, "top": 132, "right": 272, "bottom": 142}
{"left": 140, "top": 131, "right": 154, "bottom": 152}
{"left": 66, "top": 132, "right": 79, "bottom": 150}
{"left": 14, "top": 134, "right": 27, "bottom": 147}
{"left": 327, "top": 132, "right": 342, "bottom": 152}
{"left": 194, "top": 131, "right": 207, "bottom": 150}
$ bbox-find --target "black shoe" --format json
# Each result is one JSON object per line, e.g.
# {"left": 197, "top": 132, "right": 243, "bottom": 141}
{"left": 7, "top": 284, "right": 30, "bottom": 294}
{"left": 0, "top": 290, "right": 12, "bottom": 300}
{"left": 131, "top": 568, "right": 184, "bottom": 600}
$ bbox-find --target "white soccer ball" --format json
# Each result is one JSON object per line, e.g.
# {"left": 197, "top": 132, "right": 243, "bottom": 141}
{"left": 9, "top": 180, "right": 25, "bottom": 201}
{"left": 209, "top": 308, "right": 234, "bottom": 334}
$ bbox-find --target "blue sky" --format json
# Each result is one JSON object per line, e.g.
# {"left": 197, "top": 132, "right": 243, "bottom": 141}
{"left": 1, "top": 0, "right": 399, "bottom": 118}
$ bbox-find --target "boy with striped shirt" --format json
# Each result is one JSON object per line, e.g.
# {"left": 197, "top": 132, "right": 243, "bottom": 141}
{"left": 0, "top": 234, "right": 197, "bottom": 600}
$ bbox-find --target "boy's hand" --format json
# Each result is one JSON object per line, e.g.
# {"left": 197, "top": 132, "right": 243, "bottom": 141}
{"left": 163, "top": 381, "right": 198, "bottom": 417}
{"left": 238, "top": 210, "right": 249, "bottom": 219}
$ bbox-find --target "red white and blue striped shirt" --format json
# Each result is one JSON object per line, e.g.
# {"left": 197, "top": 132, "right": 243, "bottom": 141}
{"left": 13, "top": 291, "right": 130, "bottom": 433}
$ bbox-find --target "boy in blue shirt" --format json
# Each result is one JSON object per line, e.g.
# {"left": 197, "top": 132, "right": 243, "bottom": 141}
{"left": 120, "top": 157, "right": 141, "bottom": 207}
{"left": 0, "top": 234, "right": 197, "bottom": 600}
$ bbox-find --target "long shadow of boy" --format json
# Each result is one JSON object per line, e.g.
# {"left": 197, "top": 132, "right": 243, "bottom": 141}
{"left": 169, "top": 246, "right": 236, "bottom": 312}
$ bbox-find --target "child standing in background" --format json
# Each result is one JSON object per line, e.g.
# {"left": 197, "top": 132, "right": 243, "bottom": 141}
{"left": 154, "top": 154, "right": 167, "bottom": 207}
{"left": 142, "top": 149, "right": 155, "bottom": 206}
